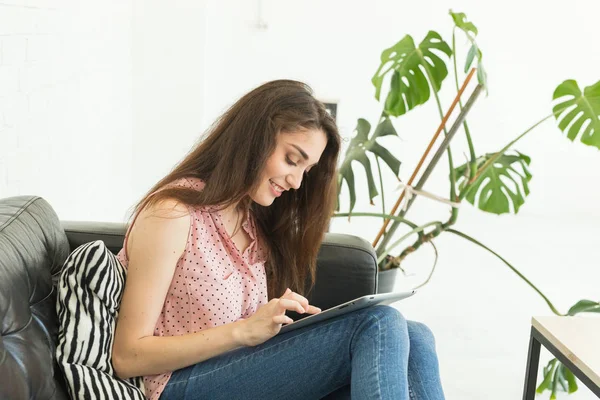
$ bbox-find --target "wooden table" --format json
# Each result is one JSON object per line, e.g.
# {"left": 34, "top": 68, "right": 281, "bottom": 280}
{"left": 523, "top": 316, "right": 600, "bottom": 399}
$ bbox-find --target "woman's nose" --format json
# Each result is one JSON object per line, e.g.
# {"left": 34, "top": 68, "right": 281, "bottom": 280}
{"left": 286, "top": 171, "right": 302, "bottom": 190}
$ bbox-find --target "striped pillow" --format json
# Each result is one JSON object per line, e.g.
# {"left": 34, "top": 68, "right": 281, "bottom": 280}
{"left": 56, "top": 240, "right": 145, "bottom": 399}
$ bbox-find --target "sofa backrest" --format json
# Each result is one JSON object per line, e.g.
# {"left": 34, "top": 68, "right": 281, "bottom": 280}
{"left": 0, "top": 196, "right": 70, "bottom": 400}
{"left": 60, "top": 221, "right": 379, "bottom": 313}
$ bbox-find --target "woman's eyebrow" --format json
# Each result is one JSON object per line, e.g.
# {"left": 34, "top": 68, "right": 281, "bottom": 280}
{"left": 290, "top": 144, "right": 318, "bottom": 167}
{"left": 290, "top": 144, "right": 309, "bottom": 160}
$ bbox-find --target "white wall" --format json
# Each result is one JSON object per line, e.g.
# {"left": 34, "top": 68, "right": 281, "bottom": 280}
{"left": 0, "top": 0, "right": 208, "bottom": 221}
{"left": 0, "top": 0, "right": 133, "bottom": 221}
{"left": 2, "top": 0, "right": 599, "bottom": 398}
{"left": 131, "top": 0, "right": 207, "bottom": 202}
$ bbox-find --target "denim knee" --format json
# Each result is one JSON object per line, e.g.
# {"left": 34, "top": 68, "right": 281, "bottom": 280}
{"left": 368, "top": 305, "right": 408, "bottom": 334}
{"left": 407, "top": 321, "right": 437, "bottom": 350}
{"left": 371, "top": 304, "right": 404, "bottom": 319}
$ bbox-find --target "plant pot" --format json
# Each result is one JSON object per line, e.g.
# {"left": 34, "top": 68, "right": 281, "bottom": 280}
{"left": 377, "top": 268, "right": 399, "bottom": 293}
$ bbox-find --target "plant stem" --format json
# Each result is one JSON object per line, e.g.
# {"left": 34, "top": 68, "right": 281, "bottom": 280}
{"left": 377, "top": 221, "right": 443, "bottom": 265}
{"left": 394, "top": 216, "right": 445, "bottom": 264}
{"left": 412, "top": 241, "right": 439, "bottom": 290}
{"left": 332, "top": 212, "right": 419, "bottom": 229}
{"left": 395, "top": 202, "right": 461, "bottom": 265}
{"left": 424, "top": 63, "right": 458, "bottom": 201}
{"left": 447, "top": 228, "right": 564, "bottom": 316}
{"left": 375, "top": 156, "right": 386, "bottom": 223}
{"left": 452, "top": 29, "right": 477, "bottom": 178}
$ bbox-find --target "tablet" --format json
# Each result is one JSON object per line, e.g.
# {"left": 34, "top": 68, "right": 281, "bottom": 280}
{"left": 278, "top": 290, "right": 416, "bottom": 335}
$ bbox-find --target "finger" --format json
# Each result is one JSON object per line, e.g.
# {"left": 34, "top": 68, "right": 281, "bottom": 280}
{"left": 281, "top": 291, "right": 310, "bottom": 311}
{"left": 272, "top": 315, "right": 294, "bottom": 325}
{"left": 277, "top": 298, "right": 305, "bottom": 314}
{"left": 305, "top": 305, "right": 322, "bottom": 314}
{"left": 284, "top": 288, "right": 292, "bottom": 296}
{"left": 281, "top": 291, "right": 321, "bottom": 315}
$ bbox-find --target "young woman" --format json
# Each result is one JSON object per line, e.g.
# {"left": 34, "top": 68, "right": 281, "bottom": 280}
{"left": 112, "top": 80, "right": 445, "bottom": 400}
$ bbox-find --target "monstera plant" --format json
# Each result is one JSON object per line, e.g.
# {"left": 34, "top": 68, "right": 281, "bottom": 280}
{"left": 333, "top": 10, "right": 600, "bottom": 399}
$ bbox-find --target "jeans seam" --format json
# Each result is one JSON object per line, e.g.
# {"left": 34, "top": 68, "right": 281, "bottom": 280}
{"left": 376, "top": 316, "right": 383, "bottom": 400}
{"left": 348, "top": 307, "right": 375, "bottom": 357}
{"left": 350, "top": 308, "right": 385, "bottom": 399}
{"left": 166, "top": 378, "right": 188, "bottom": 387}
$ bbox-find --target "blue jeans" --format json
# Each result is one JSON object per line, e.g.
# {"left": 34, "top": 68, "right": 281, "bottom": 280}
{"left": 160, "top": 305, "right": 445, "bottom": 400}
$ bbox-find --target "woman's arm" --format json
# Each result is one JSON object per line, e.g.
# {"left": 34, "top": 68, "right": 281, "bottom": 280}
{"left": 112, "top": 199, "right": 246, "bottom": 379}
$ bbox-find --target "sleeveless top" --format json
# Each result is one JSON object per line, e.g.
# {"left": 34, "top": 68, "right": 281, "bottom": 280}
{"left": 116, "top": 177, "right": 269, "bottom": 400}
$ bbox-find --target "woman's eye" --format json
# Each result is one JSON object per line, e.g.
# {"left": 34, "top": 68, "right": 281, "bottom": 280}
{"left": 285, "top": 157, "right": 297, "bottom": 166}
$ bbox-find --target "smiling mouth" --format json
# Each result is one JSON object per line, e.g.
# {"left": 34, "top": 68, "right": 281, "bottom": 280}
{"left": 270, "top": 180, "right": 285, "bottom": 194}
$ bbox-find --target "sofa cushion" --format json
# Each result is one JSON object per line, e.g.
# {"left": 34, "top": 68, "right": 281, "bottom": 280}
{"left": 56, "top": 240, "right": 145, "bottom": 399}
{"left": 0, "top": 196, "right": 71, "bottom": 399}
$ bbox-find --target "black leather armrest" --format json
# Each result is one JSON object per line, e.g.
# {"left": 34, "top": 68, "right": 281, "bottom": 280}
{"left": 308, "top": 233, "right": 377, "bottom": 310}
{"left": 60, "top": 222, "right": 378, "bottom": 309}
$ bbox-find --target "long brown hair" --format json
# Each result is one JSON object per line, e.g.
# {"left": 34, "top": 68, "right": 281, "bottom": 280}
{"left": 131, "top": 80, "right": 341, "bottom": 298}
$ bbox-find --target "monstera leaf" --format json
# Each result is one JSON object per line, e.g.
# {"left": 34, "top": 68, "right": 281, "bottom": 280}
{"left": 449, "top": 10, "right": 487, "bottom": 90}
{"left": 450, "top": 10, "right": 478, "bottom": 36}
{"left": 553, "top": 79, "right": 600, "bottom": 149}
{"left": 337, "top": 117, "right": 401, "bottom": 213}
{"left": 372, "top": 31, "right": 452, "bottom": 117}
{"left": 456, "top": 151, "right": 532, "bottom": 215}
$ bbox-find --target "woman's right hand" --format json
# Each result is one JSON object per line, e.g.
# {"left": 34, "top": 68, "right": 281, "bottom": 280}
{"left": 235, "top": 288, "right": 321, "bottom": 347}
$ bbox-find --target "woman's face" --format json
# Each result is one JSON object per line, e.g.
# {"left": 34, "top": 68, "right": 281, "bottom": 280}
{"left": 251, "top": 128, "right": 328, "bottom": 206}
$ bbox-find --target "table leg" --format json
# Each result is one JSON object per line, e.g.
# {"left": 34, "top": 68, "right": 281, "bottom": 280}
{"left": 523, "top": 327, "right": 541, "bottom": 400}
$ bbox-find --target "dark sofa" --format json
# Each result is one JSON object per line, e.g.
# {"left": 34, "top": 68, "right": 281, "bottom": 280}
{"left": 0, "top": 195, "right": 379, "bottom": 399}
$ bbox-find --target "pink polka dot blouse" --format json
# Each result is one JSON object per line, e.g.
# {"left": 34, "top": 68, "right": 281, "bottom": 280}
{"left": 116, "top": 177, "right": 269, "bottom": 400}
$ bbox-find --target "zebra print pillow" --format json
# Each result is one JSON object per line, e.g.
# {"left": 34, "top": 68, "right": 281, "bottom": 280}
{"left": 56, "top": 240, "right": 146, "bottom": 399}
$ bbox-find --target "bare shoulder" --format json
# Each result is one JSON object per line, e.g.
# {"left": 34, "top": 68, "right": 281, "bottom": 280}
{"left": 127, "top": 198, "right": 191, "bottom": 261}
{"left": 142, "top": 197, "right": 190, "bottom": 219}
